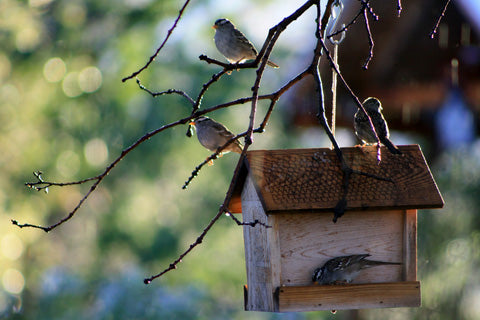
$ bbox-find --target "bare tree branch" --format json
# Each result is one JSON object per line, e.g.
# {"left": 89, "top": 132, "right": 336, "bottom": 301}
{"left": 362, "top": 4, "right": 375, "bottom": 69}
{"left": 136, "top": 78, "right": 195, "bottom": 105}
{"left": 122, "top": 0, "right": 192, "bottom": 82}
{"left": 327, "top": 0, "right": 377, "bottom": 69}
{"left": 25, "top": 171, "right": 99, "bottom": 192}
{"left": 14, "top": 117, "right": 191, "bottom": 231}
{"left": 225, "top": 210, "right": 271, "bottom": 228}
{"left": 429, "top": 0, "right": 451, "bottom": 39}
{"left": 397, "top": 0, "right": 403, "bottom": 17}
{"left": 17, "top": 0, "right": 405, "bottom": 282}
{"left": 144, "top": 154, "right": 248, "bottom": 284}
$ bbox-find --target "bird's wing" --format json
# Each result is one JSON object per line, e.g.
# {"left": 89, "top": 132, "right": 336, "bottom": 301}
{"left": 210, "top": 121, "right": 235, "bottom": 138}
{"left": 232, "top": 28, "right": 257, "bottom": 55}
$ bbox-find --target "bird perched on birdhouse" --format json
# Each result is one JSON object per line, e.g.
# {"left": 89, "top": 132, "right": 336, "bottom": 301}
{"left": 354, "top": 97, "right": 401, "bottom": 155}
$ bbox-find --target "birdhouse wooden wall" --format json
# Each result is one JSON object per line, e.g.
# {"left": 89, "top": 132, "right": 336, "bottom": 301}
{"left": 227, "top": 146, "right": 443, "bottom": 312}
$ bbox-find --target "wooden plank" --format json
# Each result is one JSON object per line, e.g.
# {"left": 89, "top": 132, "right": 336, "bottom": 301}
{"left": 276, "top": 210, "right": 404, "bottom": 286}
{"left": 404, "top": 209, "right": 418, "bottom": 281}
{"left": 241, "top": 174, "right": 280, "bottom": 312}
{"left": 227, "top": 145, "right": 444, "bottom": 214}
{"left": 228, "top": 196, "right": 242, "bottom": 214}
{"left": 278, "top": 282, "right": 421, "bottom": 312}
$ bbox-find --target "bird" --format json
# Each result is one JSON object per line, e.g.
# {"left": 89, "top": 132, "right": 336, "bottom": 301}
{"left": 189, "top": 116, "right": 243, "bottom": 155}
{"left": 213, "top": 18, "right": 279, "bottom": 68}
{"left": 354, "top": 97, "right": 402, "bottom": 154}
{"left": 312, "top": 254, "right": 402, "bottom": 285}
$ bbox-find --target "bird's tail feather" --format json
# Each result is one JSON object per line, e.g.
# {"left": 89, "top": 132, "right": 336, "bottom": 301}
{"left": 267, "top": 60, "right": 279, "bottom": 68}
{"left": 382, "top": 137, "right": 402, "bottom": 154}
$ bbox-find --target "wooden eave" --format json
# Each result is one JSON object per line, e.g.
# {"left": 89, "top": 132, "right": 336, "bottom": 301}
{"left": 227, "top": 145, "right": 444, "bottom": 214}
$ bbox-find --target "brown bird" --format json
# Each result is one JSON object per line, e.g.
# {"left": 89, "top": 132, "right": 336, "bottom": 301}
{"left": 189, "top": 116, "right": 243, "bottom": 155}
{"left": 354, "top": 97, "right": 401, "bottom": 154}
{"left": 312, "top": 254, "right": 402, "bottom": 285}
{"left": 213, "top": 18, "right": 279, "bottom": 68}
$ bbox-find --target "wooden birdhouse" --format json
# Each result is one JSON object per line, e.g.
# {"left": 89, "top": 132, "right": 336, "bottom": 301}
{"left": 226, "top": 145, "right": 443, "bottom": 312}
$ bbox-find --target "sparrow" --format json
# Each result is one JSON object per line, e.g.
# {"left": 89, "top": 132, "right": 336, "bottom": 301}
{"left": 312, "top": 254, "right": 401, "bottom": 285}
{"left": 189, "top": 116, "right": 243, "bottom": 155}
{"left": 213, "top": 18, "right": 279, "bottom": 68}
{"left": 354, "top": 97, "right": 401, "bottom": 154}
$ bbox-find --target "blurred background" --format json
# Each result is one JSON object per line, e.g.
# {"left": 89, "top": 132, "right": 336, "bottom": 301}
{"left": 0, "top": 0, "right": 479, "bottom": 319}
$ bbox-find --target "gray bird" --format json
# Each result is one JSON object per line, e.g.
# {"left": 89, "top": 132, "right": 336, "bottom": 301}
{"left": 354, "top": 97, "right": 401, "bottom": 154}
{"left": 190, "top": 116, "right": 243, "bottom": 155}
{"left": 213, "top": 18, "right": 279, "bottom": 68}
{"left": 312, "top": 254, "right": 401, "bottom": 285}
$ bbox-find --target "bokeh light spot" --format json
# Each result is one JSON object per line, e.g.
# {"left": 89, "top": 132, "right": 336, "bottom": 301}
{"left": 84, "top": 138, "right": 108, "bottom": 167}
{"left": 62, "top": 72, "right": 82, "bottom": 97}
{"left": 43, "top": 57, "right": 67, "bottom": 83}
{"left": 29, "top": 0, "right": 54, "bottom": 7}
{"left": 15, "top": 27, "right": 41, "bottom": 53}
{"left": 1, "top": 233, "right": 24, "bottom": 261}
{"left": 2, "top": 269, "right": 25, "bottom": 294}
{"left": 78, "top": 66, "right": 102, "bottom": 93}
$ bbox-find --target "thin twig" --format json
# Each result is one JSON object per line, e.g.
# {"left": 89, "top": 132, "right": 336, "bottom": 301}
{"left": 429, "top": 0, "right": 451, "bottom": 39}
{"left": 136, "top": 78, "right": 195, "bottom": 105}
{"left": 14, "top": 117, "right": 192, "bottom": 231}
{"left": 25, "top": 171, "right": 99, "bottom": 192}
{"left": 144, "top": 153, "right": 248, "bottom": 284}
{"left": 326, "top": 0, "right": 376, "bottom": 70}
{"left": 363, "top": 0, "right": 378, "bottom": 21}
{"left": 362, "top": 6, "right": 375, "bottom": 69}
{"left": 192, "top": 69, "right": 229, "bottom": 114}
{"left": 327, "top": 9, "right": 362, "bottom": 39}
{"left": 122, "top": 0, "right": 192, "bottom": 82}
{"left": 198, "top": 55, "right": 257, "bottom": 70}
{"left": 225, "top": 211, "right": 271, "bottom": 228}
{"left": 182, "top": 133, "right": 246, "bottom": 190}
{"left": 15, "top": 176, "right": 101, "bottom": 232}
{"left": 144, "top": 205, "right": 227, "bottom": 284}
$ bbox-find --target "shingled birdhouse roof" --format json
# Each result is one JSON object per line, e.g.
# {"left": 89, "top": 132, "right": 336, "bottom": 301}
{"left": 227, "top": 145, "right": 444, "bottom": 214}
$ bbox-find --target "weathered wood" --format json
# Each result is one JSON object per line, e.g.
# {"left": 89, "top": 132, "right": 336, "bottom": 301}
{"left": 231, "top": 146, "right": 438, "bottom": 312}
{"left": 404, "top": 210, "right": 418, "bottom": 281}
{"left": 241, "top": 174, "right": 281, "bottom": 312}
{"left": 227, "top": 145, "right": 444, "bottom": 214}
{"left": 276, "top": 210, "right": 405, "bottom": 286}
{"left": 277, "top": 282, "right": 421, "bottom": 312}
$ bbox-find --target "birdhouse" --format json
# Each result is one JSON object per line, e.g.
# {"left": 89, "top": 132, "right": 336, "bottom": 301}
{"left": 226, "top": 145, "right": 443, "bottom": 312}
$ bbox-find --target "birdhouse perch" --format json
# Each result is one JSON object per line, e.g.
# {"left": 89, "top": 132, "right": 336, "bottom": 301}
{"left": 227, "top": 145, "right": 443, "bottom": 312}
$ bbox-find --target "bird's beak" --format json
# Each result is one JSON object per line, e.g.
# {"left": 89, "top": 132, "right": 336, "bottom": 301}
{"left": 212, "top": 24, "right": 217, "bottom": 29}
{"left": 189, "top": 121, "right": 195, "bottom": 126}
